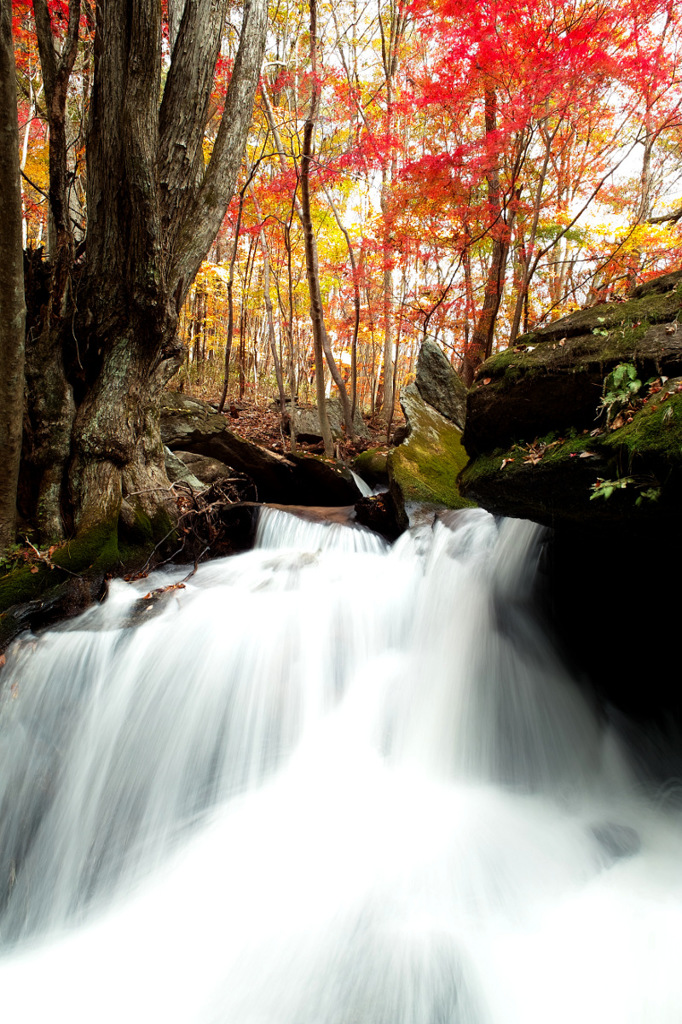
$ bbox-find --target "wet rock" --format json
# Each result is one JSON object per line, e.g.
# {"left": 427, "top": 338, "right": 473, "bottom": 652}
{"left": 353, "top": 491, "right": 406, "bottom": 541}
{"left": 590, "top": 822, "right": 641, "bottom": 863}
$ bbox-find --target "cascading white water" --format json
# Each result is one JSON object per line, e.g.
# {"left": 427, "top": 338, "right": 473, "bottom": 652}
{"left": 0, "top": 506, "right": 681, "bottom": 1023}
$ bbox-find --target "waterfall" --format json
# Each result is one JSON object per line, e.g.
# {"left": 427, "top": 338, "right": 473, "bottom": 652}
{"left": 0, "top": 506, "right": 680, "bottom": 1023}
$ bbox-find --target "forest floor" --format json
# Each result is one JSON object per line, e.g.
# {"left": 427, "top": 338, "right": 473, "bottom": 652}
{"left": 183, "top": 378, "right": 401, "bottom": 463}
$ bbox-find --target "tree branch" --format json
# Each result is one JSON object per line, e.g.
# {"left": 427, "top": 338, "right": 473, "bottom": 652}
{"left": 171, "top": 0, "right": 268, "bottom": 299}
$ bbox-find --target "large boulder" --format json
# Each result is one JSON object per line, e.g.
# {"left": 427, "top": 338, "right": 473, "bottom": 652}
{"left": 387, "top": 385, "right": 475, "bottom": 521}
{"left": 160, "top": 392, "right": 361, "bottom": 506}
{"left": 171, "top": 451, "right": 235, "bottom": 487}
{"left": 414, "top": 340, "right": 468, "bottom": 429}
{"left": 163, "top": 447, "right": 206, "bottom": 490}
{"left": 288, "top": 399, "right": 369, "bottom": 443}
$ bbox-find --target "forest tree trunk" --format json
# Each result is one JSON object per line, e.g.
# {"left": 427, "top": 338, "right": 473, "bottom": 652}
{"left": 23, "top": 0, "right": 267, "bottom": 546}
{"left": 0, "top": 4, "right": 26, "bottom": 555}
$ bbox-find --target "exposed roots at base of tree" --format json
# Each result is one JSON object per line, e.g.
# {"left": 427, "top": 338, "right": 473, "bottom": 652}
{"left": 134, "top": 475, "right": 260, "bottom": 580}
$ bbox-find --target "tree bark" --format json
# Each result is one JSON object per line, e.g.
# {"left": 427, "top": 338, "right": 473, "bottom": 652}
{"left": 300, "top": 0, "right": 334, "bottom": 456}
{"left": 377, "top": 0, "right": 408, "bottom": 424}
{"left": 0, "top": 3, "right": 26, "bottom": 555}
{"left": 261, "top": 80, "right": 354, "bottom": 439}
{"left": 27, "top": 0, "right": 81, "bottom": 539}
{"left": 462, "top": 86, "right": 509, "bottom": 387}
{"left": 28, "top": 0, "right": 267, "bottom": 541}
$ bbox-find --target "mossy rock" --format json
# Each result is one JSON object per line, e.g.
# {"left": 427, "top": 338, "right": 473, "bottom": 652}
{"left": 353, "top": 448, "right": 390, "bottom": 487}
{"left": 463, "top": 274, "right": 682, "bottom": 456}
{"left": 459, "top": 378, "right": 682, "bottom": 527}
{"left": 388, "top": 385, "right": 475, "bottom": 513}
{"left": 0, "top": 513, "right": 175, "bottom": 653}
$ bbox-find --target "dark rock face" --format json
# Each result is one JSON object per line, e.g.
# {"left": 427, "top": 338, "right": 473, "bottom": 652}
{"left": 353, "top": 491, "right": 406, "bottom": 541}
{"left": 415, "top": 340, "right": 468, "bottom": 429}
{"left": 539, "top": 516, "right": 682, "bottom": 735}
{"left": 160, "top": 392, "right": 361, "bottom": 507}
{"left": 459, "top": 271, "right": 682, "bottom": 733}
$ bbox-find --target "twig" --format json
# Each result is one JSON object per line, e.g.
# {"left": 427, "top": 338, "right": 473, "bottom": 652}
{"left": 24, "top": 537, "right": 83, "bottom": 578}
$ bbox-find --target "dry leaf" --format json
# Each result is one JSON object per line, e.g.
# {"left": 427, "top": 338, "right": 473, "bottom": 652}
{"left": 500, "top": 457, "right": 514, "bottom": 468}
{"left": 143, "top": 582, "right": 186, "bottom": 601}
{"left": 578, "top": 451, "right": 596, "bottom": 458}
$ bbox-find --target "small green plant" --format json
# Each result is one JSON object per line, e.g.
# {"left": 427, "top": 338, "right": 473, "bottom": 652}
{"left": 590, "top": 476, "right": 661, "bottom": 505}
{"left": 590, "top": 476, "right": 635, "bottom": 500}
{"left": 597, "top": 362, "right": 642, "bottom": 426}
{"left": 592, "top": 316, "right": 609, "bottom": 338}
{"left": 635, "top": 486, "right": 661, "bottom": 506}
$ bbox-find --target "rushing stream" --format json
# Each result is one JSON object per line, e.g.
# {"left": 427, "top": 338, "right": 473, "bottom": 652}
{"left": 0, "top": 507, "right": 681, "bottom": 1023}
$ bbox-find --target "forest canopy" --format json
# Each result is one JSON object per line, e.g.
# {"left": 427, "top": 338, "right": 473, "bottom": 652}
{"left": 2, "top": 0, "right": 682, "bottom": 557}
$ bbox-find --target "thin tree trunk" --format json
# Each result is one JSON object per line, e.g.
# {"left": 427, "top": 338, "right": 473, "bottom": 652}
{"left": 284, "top": 202, "right": 298, "bottom": 452}
{"left": 0, "top": 3, "right": 26, "bottom": 554}
{"left": 218, "top": 194, "right": 245, "bottom": 413}
{"left": 300, "top": 0, "right": 333, "bottom": 456}
{"left": 262, "top": 80, "right": 354, "bottom": 439}
{"left": 377, "top": 0, "right": 408, "bottom": 424}
{"left": 324, "top": 187, "right": 360, "bottom": 419}
{"left": 462, "top": 86, "right": 509, "bottom": 387}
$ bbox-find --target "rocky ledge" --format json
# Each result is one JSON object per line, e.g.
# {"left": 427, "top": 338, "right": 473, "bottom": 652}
{"left": 460, "top": 270, "right": 682, "bottom": 529}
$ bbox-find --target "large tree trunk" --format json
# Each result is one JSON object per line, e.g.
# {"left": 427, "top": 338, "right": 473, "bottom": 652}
{"left": 69, "top": 326, "right": 178, "bottom": 536}
{"left": 0, "top": 4, "right": 26, "bottom": 555}
{"left": 27, "top": 0, "right": 267, "bottom": 545}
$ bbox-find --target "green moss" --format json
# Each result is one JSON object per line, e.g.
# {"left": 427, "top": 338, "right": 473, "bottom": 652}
{"left": 389, "top": 396, "right": 476, "bottom": 508}
{"left": 478, "top": 281, "right": 682, "bottom": 397}
{"left": 602, "top": 388, "right": 682, "bottom": 465}
{"left": 458, "top": 448, "right": 510, "bottom": 488}
{"left": 0, "top": 507, "right": 173, "bottom": 617}
{"left": 353, "top": 448, "right": 389, "bottom": 485}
